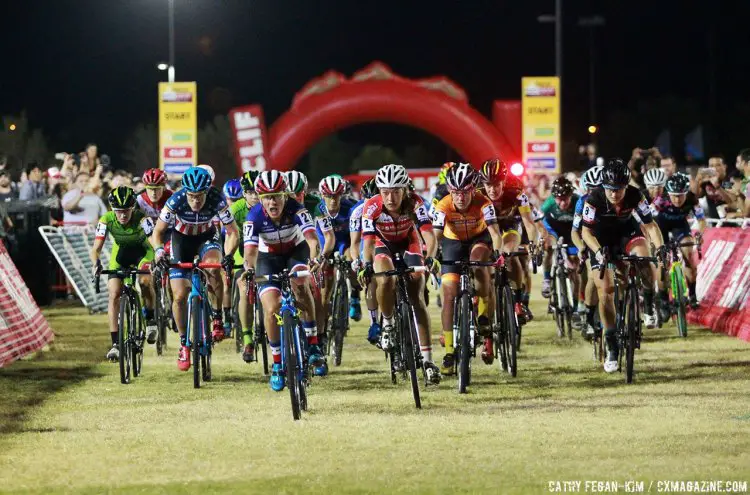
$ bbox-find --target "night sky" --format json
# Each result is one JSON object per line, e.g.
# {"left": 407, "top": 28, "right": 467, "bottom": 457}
{"left": 2, "top": 0, "right": 747, "bottom": 162}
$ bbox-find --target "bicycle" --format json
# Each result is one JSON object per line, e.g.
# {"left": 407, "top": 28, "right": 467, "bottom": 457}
{"left": 235, "top": 267, "right": 270, "bottom": 375}
{"left": 325, "top": 252, "right": 352, "bottom": 367}
{"left": 492, "top": 251, "right": 525, "bottom": 378}
{"left": 660, "top": 235, "right": 702, "bottom": 338}
{"left": 168, "top": 258, "right": 221, "bottom": 389}
{"left": 252, "top": 269, "right": 313, "bottom": 421}
{"left": 370, "top": 254, "right": 429, "bottom": 409}
{"left": 94, "top": 266, "right": 150, "bottom": 385}
{"left": 599, "top": 251, "right": 657, "bottom": 384}
{"left": 441, "top": 259, "right": 495, "bottom": 394}
{"left": 548, "top": 237, "right": 576, "bottom": 340}
{"left": 152, "top": 265, "right": 174, "bottom": 356}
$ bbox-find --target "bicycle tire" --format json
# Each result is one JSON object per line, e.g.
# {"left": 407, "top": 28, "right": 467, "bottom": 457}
{"left": 626, "top": 285, "right": 638, "bottom": 384}
{"left": 282, "top": 310, "right": 301, "bottom": 420}
{"left": 400, "top": 301, "right": 421, "bottom": 409}
{"left": 494, "top": 284, "right": 509, "bottom": 374}
{"left": 297, "top": 323, "right": 308, "bottom": 412}
{"left": 154, "top": 281, "right": 164, "bottom": 356}
{"left": 189, "top": 295, "right": 201, "bottom": 389}
{"left": 458, "top": 293, "right": 471, "bottom": 394}
{"left": 672, "top": 266, "right": 688, "bottom": 338}
{"left": 333, "top": 276, "right": 346, "bottom": 366}
{"left": 503, "top": 284, "right": 518, "bottom": 377}
{"left": 118, "top": 295, "right": 131, "bottom": 385}
{"left": 232, "top": 271, "right": 243, "bottom": 353}
{"left": 256, "top": 298, "right": 269, "bottom": 376}
{"left": 204, "top": 302, "right": 213, "bottom": 382}
{"left": 132, "top": 292, "right": 144, "bottom": 377}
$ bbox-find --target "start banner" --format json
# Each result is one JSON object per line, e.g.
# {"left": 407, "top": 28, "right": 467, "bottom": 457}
{"left": 689, "top": 227, "right": 750, "bottom": 342}
{"left": 228, "top": 104, "right": 271, "bottom": 175}
{"left": 0, "top": 240, "right": 54, "bottom": 368}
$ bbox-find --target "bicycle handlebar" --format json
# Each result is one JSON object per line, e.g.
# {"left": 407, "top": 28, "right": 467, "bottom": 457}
{"left": 440, "top": 260, "right": 496, "bottom": 267}
{"left": 94, "top": 269, "right": 151, "bottom": 293}
{"left": 254, "top": 270, "right": 312, "bottom": 283}
{"left": 372, "top": 265, "right": 428, "bottom": 277}
{"left": 169, "top": 262, "right": 223, "bottom": 269}
{"left": 598, "top": 253, "right": 658, "bottom": 279}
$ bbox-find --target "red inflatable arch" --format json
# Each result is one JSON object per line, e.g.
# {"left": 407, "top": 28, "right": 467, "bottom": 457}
{"left": 268, "top": 62, "right": 515, "bottom": 171}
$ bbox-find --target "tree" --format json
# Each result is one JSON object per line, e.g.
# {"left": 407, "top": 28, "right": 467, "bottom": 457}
{"left": 0, "top": 111, "right": 50, "bottom": 172}
{"left": 305, "top": 134, "right": 357, "bottom": 183}
{"left": 122, "top": 122, "right": 158, "bottom": 172}
{"left": 352, "top": 145, "right": 402, "bottom": 174}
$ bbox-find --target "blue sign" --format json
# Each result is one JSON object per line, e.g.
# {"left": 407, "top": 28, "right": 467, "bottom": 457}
{"left": 527, "top": 158, "right": 556, "bottom": 170}
{"left": 164, "top": 162, "right": 192, "bottom": 174}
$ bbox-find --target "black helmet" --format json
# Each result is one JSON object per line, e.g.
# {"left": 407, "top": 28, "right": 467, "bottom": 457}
{"left": 551, "top": 177, "right": 575, "bottom": 197}
{"left": 665, "top": 173, "right": 690, "bottom": 194}
{"left": 361, "top": 178, "right": 379, "bottom": 199}
{"left": 601, "top": 158, "right": 631, "bottom": 190}
{"left": 108, "top": 186, "right": 136, "bottom": 209}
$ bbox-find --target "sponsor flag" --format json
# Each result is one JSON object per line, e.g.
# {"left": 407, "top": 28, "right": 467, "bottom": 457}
{"left": 158, "top": 82, "right": 198, "bottom": 176}
{"left": 228, "top": 105, "right": 271, "bottom": 175}
{"left": 654, "top": 128, "right": 671, "bottom": 156}
{"left": 684, "top": 125, "right": 704, "bottom": 160}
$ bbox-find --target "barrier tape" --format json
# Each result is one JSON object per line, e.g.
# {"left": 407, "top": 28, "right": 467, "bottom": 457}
{"left": 689, "top": 227, "right": 750, "bottom": 342}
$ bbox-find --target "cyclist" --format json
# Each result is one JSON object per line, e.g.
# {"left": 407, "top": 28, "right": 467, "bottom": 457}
{"left": 358, "top": 164, "right": 441, "bottom": 384}
{"left": 581, "top": 159, "right": 664, "bottom": 373}
{"left": 218, "top": 178, "right": 244, "bottom": 336}
{"left": 540, "top": 177, "right": 581, "bottom": 319}
{"left": 316, "top": 175, "right": 362, "bottom": 328}
{"left": 152, "top": 166, "right": 239, "bottom": 371}
{"left": 286, "top": 170, "right": 321, "bottom": 212}
{"left": 478, "top": 159, "right": 539, "bottom": 325}
{"left": 644, "top": 168, "right": 668, "bottom": 203}
{"left": 137, "top": 168, "right": 173, "bottom": 220}
{"left": 572, "top": 165, "right": 603, "bottom": 338}
{"left": 91, "top": 186, "right": 157, "bottom": 360}
{"left": 651, "top": 173, "right": 706, "bottom": 310}
{"left": 229, "top": 170, "right": 260, "bottom": 362}
{"left": 350, "top": 178, "right": 381, "bottom": 343}
{"left": 432, "top": 164, "right": 503, "bottom": 374}
{"left": 429, "top": 161, "right": 455, "bottom": 217}
{"left": 239, "top": 170, "right": 328, "bottom": 390}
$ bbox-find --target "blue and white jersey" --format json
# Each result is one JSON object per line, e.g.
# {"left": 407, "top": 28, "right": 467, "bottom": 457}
{"left": 572, "top": 194, "right": 587, "bottom": 232}
{"left": 315, "top": 198, "right": 357, "bottom": 246}
{"left": 159, "top": 187, "right": 233, "bottom": 236}
{"left": 349, "top": 199, "right": 366, "bottom": 233}
{"left": 244, "top": 198, "right": 324, "bottom": 254}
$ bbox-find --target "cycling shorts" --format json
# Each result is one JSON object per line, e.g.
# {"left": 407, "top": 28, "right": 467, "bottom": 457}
{"left": 374, "top": 238, "right": 423, "bottom": 268}
{"left": 440, "top": 231, "right": 492, "bottom": 275}
{"left": 108, "top": 244, "right": 154, "bottom": 280}
{"left": 588, "top": 221, "right": 645, "bottom": 270}
{"left": 169, "top": 229, "right": 221, "bottom": 280}
{"left": 545, "top": 229, "right": 579, "bottom": 256}
{"left": 256, "top": 242, "right": 310, "bottom": 297}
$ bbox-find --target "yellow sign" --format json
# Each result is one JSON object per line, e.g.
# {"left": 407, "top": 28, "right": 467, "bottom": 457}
{"left": 521, "top": 77, "right": 560, "bottom": 174}
{"left": 158, "top": 82, "right": 198, "bottom": 175}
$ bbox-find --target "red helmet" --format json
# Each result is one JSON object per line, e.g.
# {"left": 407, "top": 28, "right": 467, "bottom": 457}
{"left": 142, "top": 168, "right": 167, "bottom": 187}
{"left": 480, "top": 159, "right": 508, "bottom": 184}
{"left": 255, "top": 170, "right": 287, "bottom": 194}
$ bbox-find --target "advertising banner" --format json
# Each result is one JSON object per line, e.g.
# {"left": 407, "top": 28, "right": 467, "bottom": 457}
{"left": 521, "top": 77, "right": 560, "bottom": 174}
{"left": 158, "top": 82, "right": 198, "bottom": 176}
{"left": 228, "top": 104, "right": 271, "bottom": 175}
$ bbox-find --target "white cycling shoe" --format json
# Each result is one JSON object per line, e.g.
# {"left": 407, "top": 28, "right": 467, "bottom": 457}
{"left": 643, "top": 313, "right": 657, "bottom": 329}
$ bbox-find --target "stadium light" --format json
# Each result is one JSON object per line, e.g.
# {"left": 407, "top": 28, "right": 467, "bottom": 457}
{"left": 510, "top": 162, "right": 525, "bottom": 177}
{"left": 8, "top": 124, "right": 16, "bottom": 131}
{"left": 157, "top": 63, "right": 169, "bottom": 71}
{"left": 588, "top": 125, "right": 598, "bottom": 134}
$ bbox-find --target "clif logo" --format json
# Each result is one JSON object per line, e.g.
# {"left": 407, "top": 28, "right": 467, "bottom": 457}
{"left": 524, "top": 84, "right": 557, "bottom": 97}
{"left": 162, "top": 91, "right": 193, "bottom": 103}
{"left": 164, "top": 147, "right": 192, "bottom": 159}
{"left": 527, "top": 142, "right": 556, "bottom": 153}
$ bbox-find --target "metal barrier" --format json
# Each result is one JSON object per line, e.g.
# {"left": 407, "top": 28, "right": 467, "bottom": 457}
{"left": 705, "top": 218, "right": 750, "bottom": 228}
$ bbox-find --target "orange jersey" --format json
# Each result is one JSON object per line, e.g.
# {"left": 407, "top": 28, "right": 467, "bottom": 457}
{"left": 432, "top": 194, "right": 497, "bottom": 241}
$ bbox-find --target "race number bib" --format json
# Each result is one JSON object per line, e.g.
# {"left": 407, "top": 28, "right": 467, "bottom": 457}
{"left": 432, "top": 210, "right": 446, "bottom": 229}
{"left": 582, "top": 204, "right": 596, "bottom": 223}
{"left": 243, "top": 222, "right": 255, "bottom": 242}
{"left": 317, "top": 216, "right": 333, "bottom": 232}
{"left": 140, "top": 217, "right": 155, "bottom": 236}
{"left": 362, "top": 217, "right": 375, "bottom": 234}
{"left": 95, "top": 222, "right": 107, "bottom": 238}
{"left": 481, "top": 204, "right": 497, "bottom": 222}
{"left": 636, "top": 199, "right": 651, "bottom": 218}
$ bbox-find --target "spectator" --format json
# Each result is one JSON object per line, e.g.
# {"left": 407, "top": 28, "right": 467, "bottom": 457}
{"left": 0, "top": 170, "right": 18, "bottom": 203}
{"left": 0, "top": 200, "right": 13, "bottom": 250}
{"left": 736, "top": 148, "right": 750, "bottom": 217}
{"left": 61, "top": 172, "right": 107, "bottom": 225}
{"left": 723, "top": 169, "right": 746, "bottom": 220}
{"left": 18, "top": 163, "right": 47, "bottom": 201}
{"left": 692, "top": 154, "right": 736, "bottom": 219}
{"left": 578, "top": 144, "right": 600, "bottom": 169}
{"left": 0, "top": 154, "right": 8, "bottom": 173}
{"left": 660, "top": 155, "right": 678, "bottom": 178}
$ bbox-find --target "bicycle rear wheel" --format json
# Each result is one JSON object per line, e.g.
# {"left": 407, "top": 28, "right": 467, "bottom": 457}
{"left": 232, "top": 271, "right": 243, "bottom": 353}
{"left": 154, "top": 281, "right": 165, "bottom": 356}
{"left": 256, "top": 298, "right": 269, "bottom": 376}
{"left": 502, "top": 284, "right": 518, "bottom": 377}
{"left": 118, "top": 295, "right": 132, "bottom": 385}
{"left": 282, "top": 311, "right": 302, "bottom": 420}
{"left": 625, "top": 285, "right": 639, "bottom": 384}
{"left": 132, "top": 293, "right": 144, "bottom": 377}
{"left": 494, "top": 284, "right": 509, "bottom": 374}
{"left": 457, "top": 293, "right": 471, "bottom": 394}
{"left": 332, "top": 277, "right": 347, "bottom": 366}
{"left": 189, "top": 295, "right": 202, "bottom": 389}
{"left": 400, "top": 301, "right": 421, "bottom": 409}
{"left": 672, "top": 267, "right": 688, "bottom": 338}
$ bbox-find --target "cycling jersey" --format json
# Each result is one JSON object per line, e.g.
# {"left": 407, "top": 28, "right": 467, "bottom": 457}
{"left": 572, "top": 194, "right": 587, "bottom": 232}
{"left": 489, "top": 186, "right": 532, "bottom": 233}
{"left": 349, "top": 199, "right": 366, "bottom": 233}
{"left": 582, "top": 185, "right": 652, "bottom": 246}
{"left": 432, "top": 194, "right": 497, "bottom": 241}
{"left": 228, "top": 197, "right": 253, "bottom": 263}
{"left": 136, "top": 190, "right": 173, "bottom": 220}
{"left": 159, "top": 187, "right": 233, "bottom": 235}
{"left": 430, "top": 183, "right": 450, "bottom": 214}
{"left": 244, "top": 198, "right": 326, "bottom": 254}
{"left": 362, "top": 193, "right": 432, "bottom": 245}
{"left": 95, "top": 210, "right": 155, "bottom": 276}
{"left": 315, "top": 197, "right": 356, "bottom": 252}
{"left": 541, "top": 194, "right": 579, "bottom": 241}
{"left": 651, "top": 192, "right": 703, "bottom": 241}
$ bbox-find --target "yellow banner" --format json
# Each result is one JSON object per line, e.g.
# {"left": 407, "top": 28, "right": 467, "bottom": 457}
{"left": 521, "top": 77, "right": 560, "bottom": 174}
{"left": 158, "top": 82, "right": 197, "bottom": 175}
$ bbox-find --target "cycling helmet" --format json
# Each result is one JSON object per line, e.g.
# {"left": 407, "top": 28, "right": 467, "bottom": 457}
{"left": 182, "top": 167, "right": 212, "bottom": 193}
{"left": 255, "top": 170, "right": 287, "bottom": 194}
{"left": 601, "top": 159, "right": 631, "bottom": 190}
{"left": 446, "top": 163, "right": 476, "bottom": 191}
{"left": 437, "top": 162, "right": 456, "bottom": 185}
{"left": 361, "top": 178, "right": 379, "bottom": 199}
{"left": 551, "top": 177, "right": 575, "bottom": 197}
{"left": 665, "top": 173, "right": 690, "bottom": 194}
{"left": 108, "top": 186, "right": 136, "bottom": 209}
{"left": 644, "top": 167, "right": 668, "bottom": 188}
{"left": 319, "top": 175, "right": 345, "bottom": 196}
{"left": 375, "top": 164, "right": 409, "bottom": 188}
{"left": 142, "top": 168, "right": 167, "bottom": 187}
{"left": 240, "top": 170, "right": 259, "bottom": 192}
{"left": 343, "top": 179, "right": 353, "bottom": 195}
{"left": 407, "top": 178, "right": 416, "bottom": 192}
{"left": 480, "top": 158, "right": 508, "bottom": 184}
{"left": 223, "top": 178, "right": 243, "bottom": 200}
{"left": 580, "top": 165, "right": 603, "bottom": 192}
{"left": 285, "top": 170, "right": 308, "bottom": 194}
{"left": 197, "top": 164, "right": 215, "bottom": 184}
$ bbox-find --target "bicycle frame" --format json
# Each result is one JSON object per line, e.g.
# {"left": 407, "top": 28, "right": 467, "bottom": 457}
{"left": 549, "top": 238, "right": 576, "bottom": 339}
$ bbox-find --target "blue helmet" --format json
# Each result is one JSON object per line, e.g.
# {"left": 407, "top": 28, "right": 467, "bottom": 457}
{"left": 223, "top": 178, "right": 243, "bottom": 200}
{"left": 182, "top": 167, "right": 212, "bottom": 193}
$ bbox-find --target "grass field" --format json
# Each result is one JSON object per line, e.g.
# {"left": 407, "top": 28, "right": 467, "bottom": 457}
{"left": 1, "top": 287, "right": 750, "bottom": 494}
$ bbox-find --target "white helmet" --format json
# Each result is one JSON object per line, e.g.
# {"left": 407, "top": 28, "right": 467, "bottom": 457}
{"left": 445, "top": 163, "right": 476, "bottom": 191}
{"left": 197, "top": 164, "right": 215, "bottom": 184}
{"left": 644, "top": 167, "right": 667, "bottom": 188}
{"left": 285, "top": 171, "right": 308, "bottom": 194}
{"left": 580, "top": 165, "right": 603, "bottom": 192}
{"left": 319, "top": 175, "right": 345, "bottom": 196}
{"left": 375, "top": 164, "right": 409, "bottom": 189}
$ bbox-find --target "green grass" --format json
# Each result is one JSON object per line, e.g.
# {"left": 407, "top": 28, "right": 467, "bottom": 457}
{"left": 1, "top": 290, "right": 750, "bottom": 494}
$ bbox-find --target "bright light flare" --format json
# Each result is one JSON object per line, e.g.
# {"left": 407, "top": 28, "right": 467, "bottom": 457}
{"left": 510, "top": 162, "right": 525, "bottom": 177}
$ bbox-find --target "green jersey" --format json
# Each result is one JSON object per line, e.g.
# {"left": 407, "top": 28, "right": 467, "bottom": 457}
{"left": 95, "top": 210, "right": 154, "bottom": 248}
{"left": 304, "top": 193, "right": 323, "bottom": 217}
{"left": 230, "top": 198, "right": 253, "bottom": 263}
{"left": 540, "top": 194, "right": 578, "bottom": 240}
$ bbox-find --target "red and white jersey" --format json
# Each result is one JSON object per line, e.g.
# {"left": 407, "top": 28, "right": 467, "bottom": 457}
{"left": 362, "top": 193, "right": 432, "bottom": 244}
{"left": 137, "top": 189, "right": 173, "bottom": 220}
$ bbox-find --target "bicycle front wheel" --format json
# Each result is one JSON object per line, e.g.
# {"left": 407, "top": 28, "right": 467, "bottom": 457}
{"left": 132, "top": 293, "right": 144, "bottom": 378}
{"left": 118, "top": 295, "right": 132, "bottom": 385}
{"left": 256, "top": 298, "right": 269, "bottom": 376}
{"left": 625, "top": 285, "right": 639, "bottom": 384}
{"left": 458, "top": 293, "right": 471, "bottom": 394}
{"left": 189, "top": 295, "right": 202, "bottom": 389}
{"left": 672, "top": 266, "right": 688, "bottom": 338}
{"left": 400, "top": 301, "right": 421, "bottom": 409}
{"left": 502, "top": 284, "right": 518, "bottom": 377}
{"left": 333, "top": 277, "right": 347, "bottom": 366}
{"left": 154, "top": 280, "right": 165, "bottom": 356}
{"left": 282, "top": 311, "right": 302, "bottom": 420}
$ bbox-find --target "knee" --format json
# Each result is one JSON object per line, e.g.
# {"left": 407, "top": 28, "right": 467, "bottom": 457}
{"left": 379, "top": 276, "right": 396, "bottom": 291}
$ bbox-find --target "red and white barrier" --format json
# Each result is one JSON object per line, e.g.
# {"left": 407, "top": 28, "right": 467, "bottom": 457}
{"left": 689, "top": 228, "right": 750, "bottom": 342}
{"left": 0, "top": 240, "right": 54, "bottom": 367}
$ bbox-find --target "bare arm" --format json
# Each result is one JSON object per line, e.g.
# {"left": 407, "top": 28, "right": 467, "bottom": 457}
{"left": 421, "top": 228, "right": 437, "bottom": 258}
{"left": 243, "top": 244, "right": 259, "bottom": 271}
{"left": 321, "top": 229, "right": 335, "bottom": 257}
{"left": 62, "top": 190, "right": 84, "bottom": 211}
{"left": 582, "top": 225, "right": 601, "bottom": 254}
{"left": 520, "top": 210, "right": 538, "bottom": 247}
{"left": 223, "top": 221, "right": 239, "bottom": 258}
{"left": 151, "top": 219, "right": 169, "bottom": 250}
{"left": 487, "top": 223, "right": 503, "bottom": 253}
{"left": 90, "top": 237, "right": 105, "bottom": 264}
{"left": 362, "top": 236, "right": 375, "bottom": 265}
{"left": 304, "top": 230, "right": 321, "bottom": 259}
{"left": 350, "top": 230, "right": 362, "bottom": 260}
{"left": 642, "top": 221, "right": 664, "bottom": 249}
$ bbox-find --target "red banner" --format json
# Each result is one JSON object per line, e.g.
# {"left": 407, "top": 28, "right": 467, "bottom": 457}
{"left": 688, "top": 228, "right": 750, "bottom": 342}
{"left": 228, "top": 104, "right": 271, "bottom": 175}
{"left": 0, "top": 241, "right": 54, "bottom": 367}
